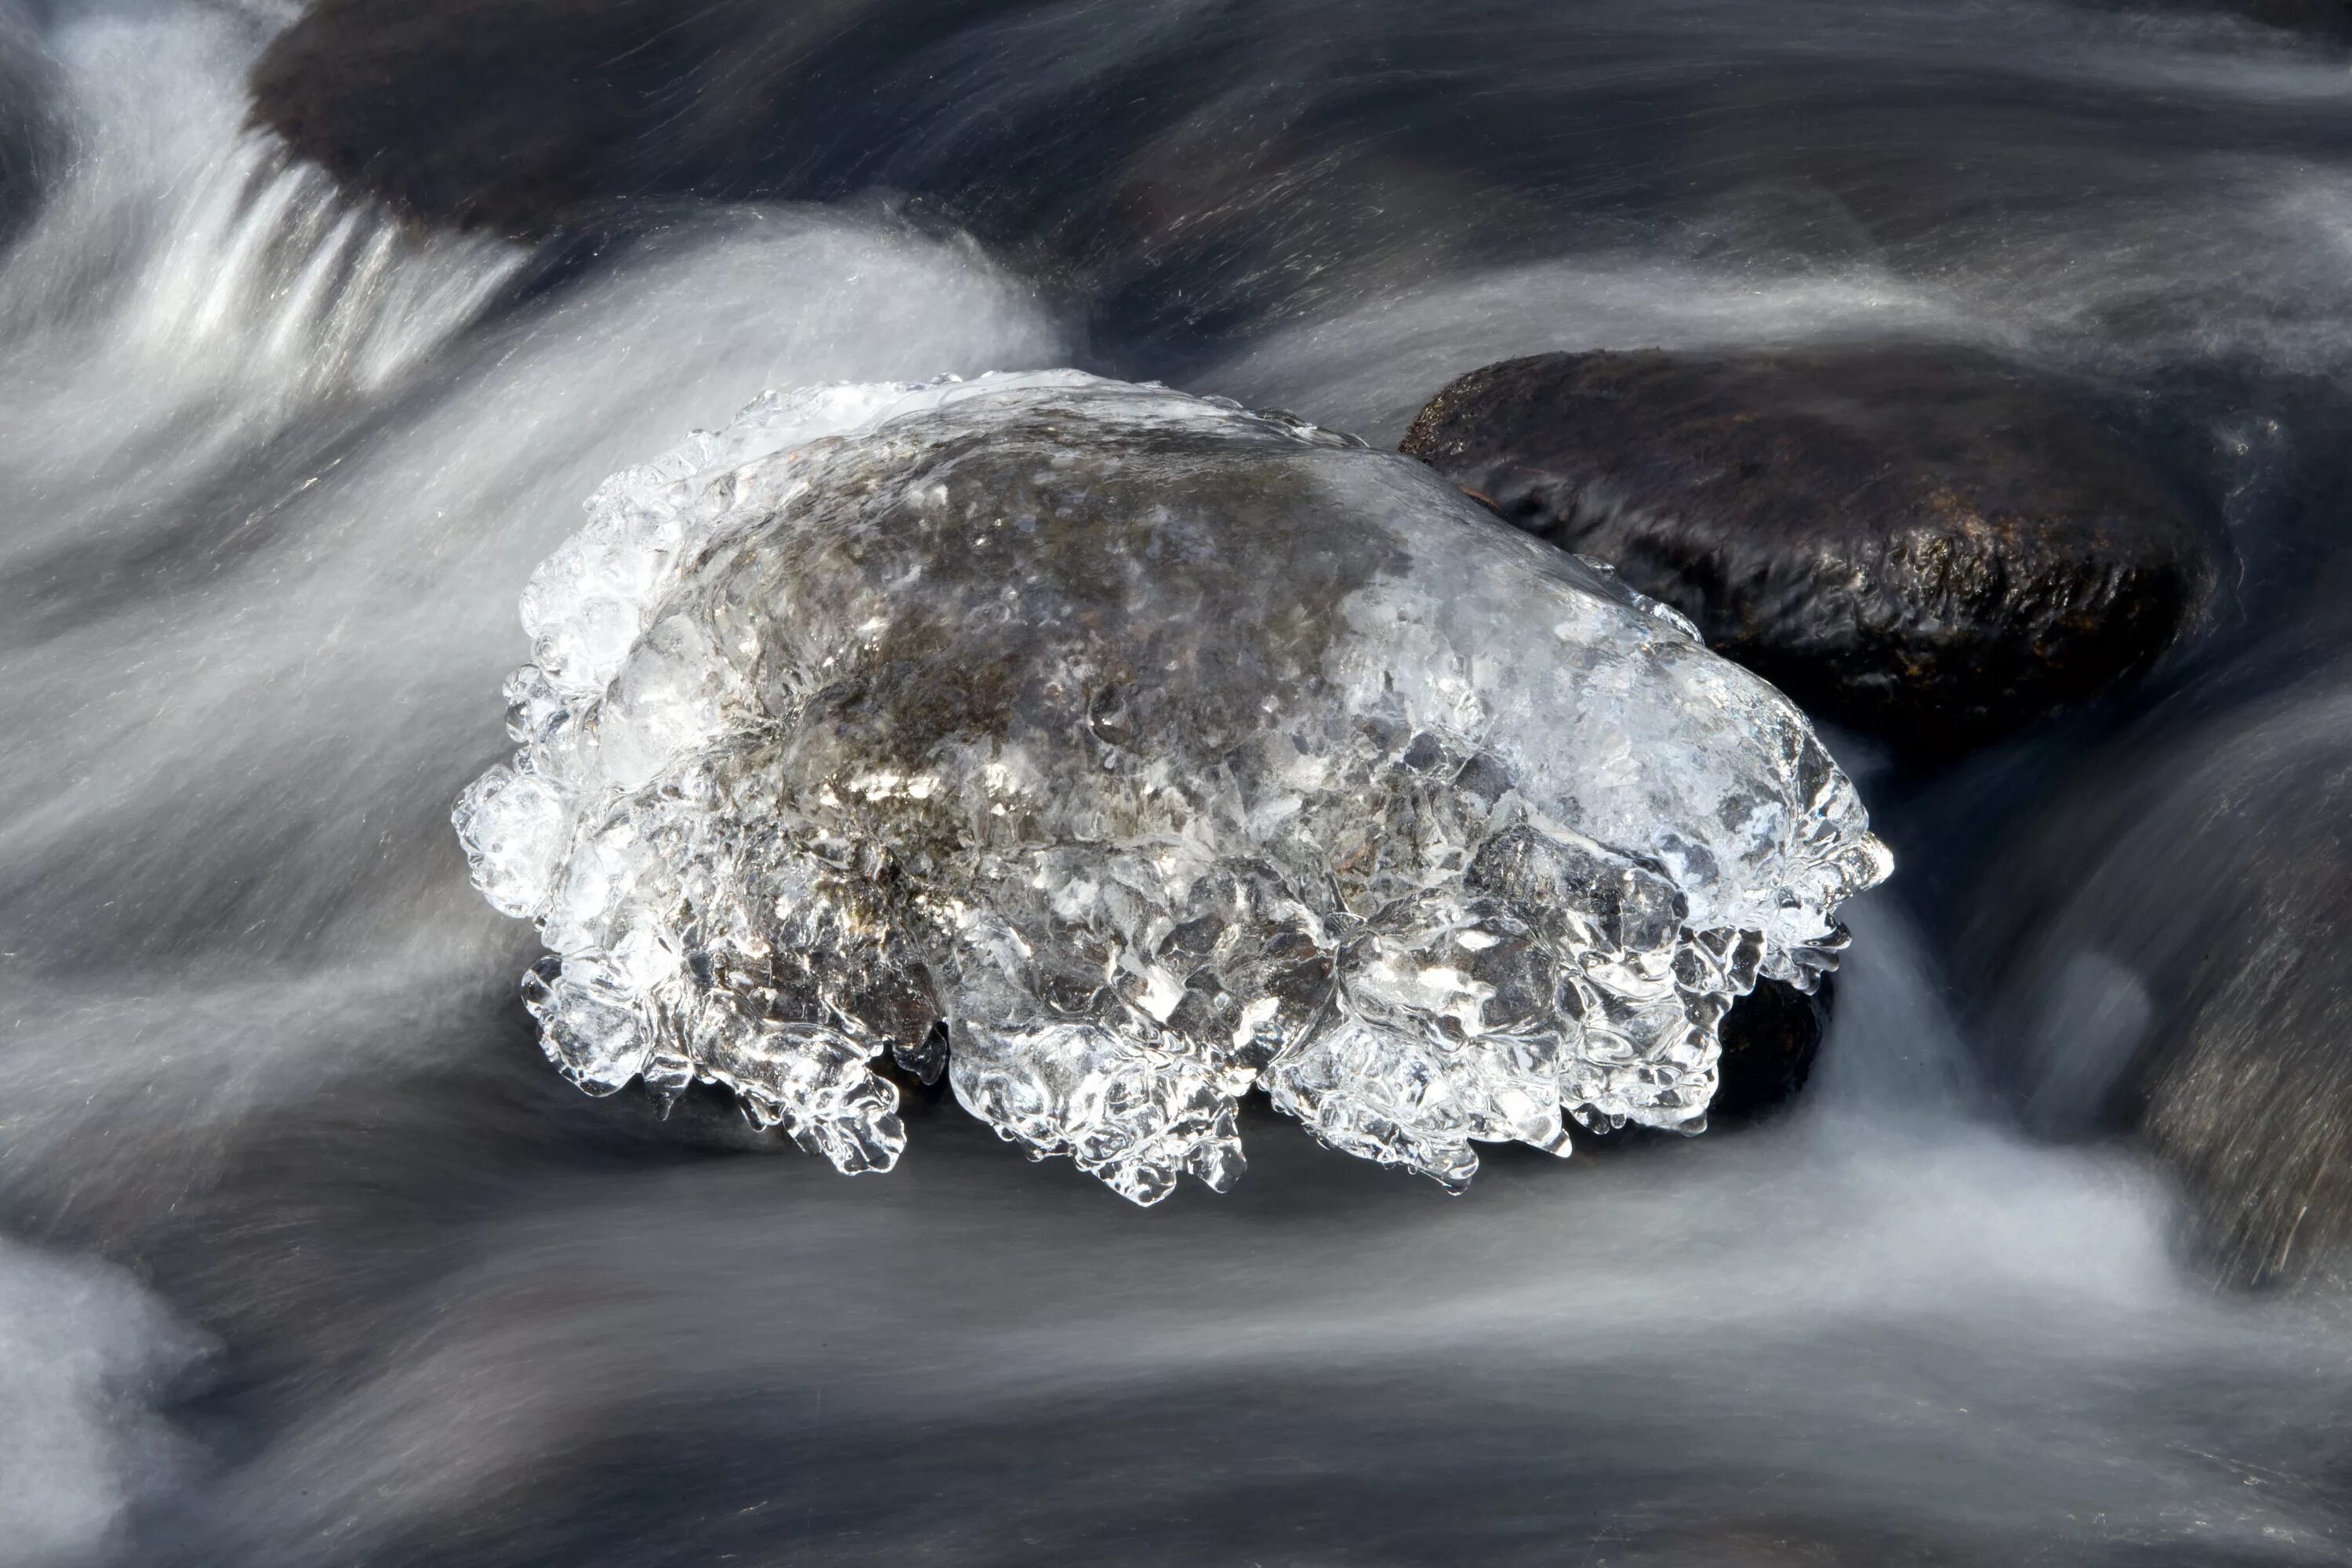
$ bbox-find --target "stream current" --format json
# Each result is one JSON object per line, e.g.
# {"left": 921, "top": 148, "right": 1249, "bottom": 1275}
{"left": 6, "top": 2, "right": 2352, "bottom": 1563}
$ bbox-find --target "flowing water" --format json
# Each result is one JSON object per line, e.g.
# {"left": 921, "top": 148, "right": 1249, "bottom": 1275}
{"left": 6, "top": 2, "right": 2352, "bottom": 1563}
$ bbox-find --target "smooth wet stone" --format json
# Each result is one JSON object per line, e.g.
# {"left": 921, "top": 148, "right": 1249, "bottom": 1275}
{"left": 1975, "top": 658, "right": 2352, "bottom": 1286}
{"left": 1711, "top": 975, "right": 1827, "bottom": 1127}
{"left": 1401, "top": 346, "right": 2217, "bottom": 755}
{"left": 248, "top": 0, "right": 898, "bottom": 236}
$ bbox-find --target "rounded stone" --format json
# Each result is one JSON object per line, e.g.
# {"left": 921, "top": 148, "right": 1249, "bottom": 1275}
{"left": 1711, "top": 975, "right": 1828, "bottom": 1127}
{"left": 247, "top": 0, "right": 891, "bottom": 236}
{"left": 1973, "top": 661, "right": 2352, "bottom": 1285}
{"left": 1400, "top": 345, "right": 2218, "bottom": 755}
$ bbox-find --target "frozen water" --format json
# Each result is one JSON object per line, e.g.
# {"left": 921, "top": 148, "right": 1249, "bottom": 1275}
{"left": 456, "top": 372, "right": 1890, "bottom": 1203}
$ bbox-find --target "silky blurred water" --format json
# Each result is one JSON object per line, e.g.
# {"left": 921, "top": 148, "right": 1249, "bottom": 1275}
{"left": 5, "top": 2, "right": 2352, "bottom": 1563}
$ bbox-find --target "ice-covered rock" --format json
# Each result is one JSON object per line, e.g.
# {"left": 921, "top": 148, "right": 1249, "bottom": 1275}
{"left": 456, "top": 371, "right": 1890, "bottom": 1203}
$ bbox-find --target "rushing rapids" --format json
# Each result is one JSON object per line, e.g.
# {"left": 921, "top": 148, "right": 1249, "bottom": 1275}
{"left": 16, "top": 2, "right": 2352, "bottom": 1562}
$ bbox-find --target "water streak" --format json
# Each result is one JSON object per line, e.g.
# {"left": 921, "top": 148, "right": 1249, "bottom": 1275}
{"left": 6, "top": 1, "right": 2352, "bottom": 1563}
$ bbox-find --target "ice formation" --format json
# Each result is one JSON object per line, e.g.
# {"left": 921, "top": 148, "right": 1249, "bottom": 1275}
{"left": 455, "top": 371, "right": 1891, "bottom": 1203}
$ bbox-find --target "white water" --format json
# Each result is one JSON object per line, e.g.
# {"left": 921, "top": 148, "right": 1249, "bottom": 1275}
{"left": 2, "top": 9, "right": 1062, "bottom": 1556}
{"left": 5, "top": 2, "right": 2352, "bottom": 1564}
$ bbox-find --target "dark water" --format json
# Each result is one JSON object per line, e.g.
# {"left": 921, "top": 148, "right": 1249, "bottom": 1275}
{"left": 6, "top": 2, "right": 2352, "bottom": 1563}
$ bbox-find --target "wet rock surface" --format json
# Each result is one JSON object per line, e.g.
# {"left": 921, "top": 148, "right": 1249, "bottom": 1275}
{"left": 1711, "top": 976, "right": 1828, "bottom": 1126}
{"left": 1974, "top": 659, "right": 2352, "bottom": 1285}
{"left": 1401, "top": 346, "right": 2219, "bottom": 754}
{"left": 249, "top": 0, "right": 903, "bottom": 236}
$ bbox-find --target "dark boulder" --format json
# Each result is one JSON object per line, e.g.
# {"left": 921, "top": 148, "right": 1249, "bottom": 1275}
{"left": 1401, "top": 346, "right": 2217, "bottom": 755}
{"left": 249, "top": 0, "right": 910, "bottom": 238}
{"left": 245, "top": 0, "right": 1252, "bottom": 249}
{"left": 1972, "top": 661, "right": 2352, "bottom": 1286}
{"left": 1711, "top": 975, "right": 1827, "bottom": 1127}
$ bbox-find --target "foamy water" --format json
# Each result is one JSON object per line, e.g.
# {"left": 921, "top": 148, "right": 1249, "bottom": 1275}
{"left": 5, "top": 2, "right": 2352, "bottom": 1563}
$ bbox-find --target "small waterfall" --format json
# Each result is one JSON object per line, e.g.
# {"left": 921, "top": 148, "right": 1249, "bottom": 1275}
{"left": 120, "top": 133, "right": 526, "bottom": 406}
{"left": 0, "top": 5, "right": 526, "bottom": 443}
{"left": 9, "top": 1, "right": 2352, "bottom": 1563}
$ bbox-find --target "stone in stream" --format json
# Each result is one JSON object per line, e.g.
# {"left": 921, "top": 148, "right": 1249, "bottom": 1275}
{"left": 1975, "top": 658, "right": 2352, "bottom": 1286}
{"left": 1401, "top": 346, "right": 2218, "bottom": 757}
{"left": 248, "top": 0, "right": 901, "bottom": 236}
{"left": 452, "top": 371, "right": 1890, "bottom": 1203}
{"left": 1711, "top": 975, "right": 1828, "bottom": 1126}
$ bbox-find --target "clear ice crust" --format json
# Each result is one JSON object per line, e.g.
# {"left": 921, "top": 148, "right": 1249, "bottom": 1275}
{"left": 455, "top": 371, "right": 1892, "bottom": 1203}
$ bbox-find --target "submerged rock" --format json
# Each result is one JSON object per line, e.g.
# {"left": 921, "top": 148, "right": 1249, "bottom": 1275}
{"left": 1401, "top": 347, "right": 2216, "bottom": 754}
{"left": 1712, "top": 975, "right": 1828, "bottom": 1126}
{"left": 249, "top": 0, "right": 896, "bottom": 236}
{"left": 455, "top": 372, "right": 1889, "bottom": 1203}
{"left": 1977, "top": 662, "right": 2352, "bottom": 1285}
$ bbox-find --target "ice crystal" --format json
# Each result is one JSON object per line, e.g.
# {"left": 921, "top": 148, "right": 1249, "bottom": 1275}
{"left": 456, "top": 371, "right": 1891, "bottom": 1203}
